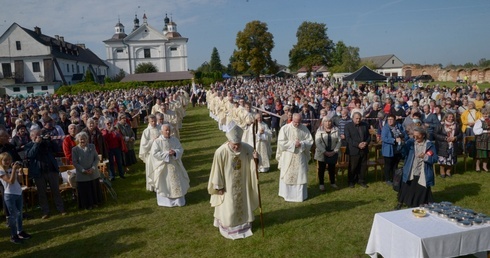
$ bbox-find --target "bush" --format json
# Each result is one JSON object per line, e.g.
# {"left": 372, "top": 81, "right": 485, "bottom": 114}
{"left": 55, "top": 80, "right": 194, "bottom": 95}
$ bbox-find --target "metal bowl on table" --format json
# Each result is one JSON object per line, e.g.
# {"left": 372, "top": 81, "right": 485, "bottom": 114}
{"left": 412, "top": 208, "right": 428, "bottom": 218}
{"left": 457, "top": 220, "right": 472, "bottom": 227}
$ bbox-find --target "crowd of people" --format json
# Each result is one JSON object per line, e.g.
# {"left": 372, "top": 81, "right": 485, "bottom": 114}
{"left": 0, "top": 85, "right": 193, "bottom": 244}
{"left": 0, "top": 75, "right": 488, "bottom": 242}
{"left": 205, "top": 76, "right": 489, "bottom": 233}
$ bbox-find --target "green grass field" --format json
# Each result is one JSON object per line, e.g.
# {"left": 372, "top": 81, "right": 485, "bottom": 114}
{"left": 1, "top": 106, "right": 489, "bottom": 257}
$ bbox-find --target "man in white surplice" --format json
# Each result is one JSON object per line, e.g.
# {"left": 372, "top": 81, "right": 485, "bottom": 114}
{"left": 208, "top": 124, "right": 259, "bottom": 239}
{"left": 241, "top": 113, "right": 272, "bottom": 172}
{"left": 138, "top": 114, "right": 161, "bottom": 191}
{"left": 148, "top": 123, "right": 190, "bottom": 207}
{"left": 276, "top": 113, "right": 313, "bottom": 202}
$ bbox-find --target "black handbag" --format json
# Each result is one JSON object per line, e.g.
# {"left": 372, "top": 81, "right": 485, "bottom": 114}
{"left": 393, "top": 168, "right": 403, "bottom": 192}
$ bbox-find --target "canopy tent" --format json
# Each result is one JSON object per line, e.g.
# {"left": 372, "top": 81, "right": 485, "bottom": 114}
{"left": 222, "top": 73, "right": 232, "bottom": 79}
{"left": 343, "top": 66, "right": 387, "bottom": 81}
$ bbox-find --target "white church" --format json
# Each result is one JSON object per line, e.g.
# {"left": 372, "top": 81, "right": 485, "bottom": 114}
{"left": 104, "top": 13, "right": 189, "bottom": 78}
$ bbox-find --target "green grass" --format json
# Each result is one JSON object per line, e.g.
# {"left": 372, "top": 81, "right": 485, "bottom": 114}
{"left": 1, "top": 106, "right": 489, "bottom": 257}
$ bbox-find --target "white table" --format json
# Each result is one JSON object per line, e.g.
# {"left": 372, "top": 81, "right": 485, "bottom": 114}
{"left": 365, "top": 209, "right": 490, "bottom": 258}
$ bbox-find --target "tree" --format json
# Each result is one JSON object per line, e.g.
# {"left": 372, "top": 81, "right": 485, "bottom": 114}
{"left": 226, "top": 51, "right": 239, "bottom": 76}
{"left": 84, "top": 69, "right": 94, "bottom": 82}
{"left": 135, "top": 62, "right": 158, "bottom": 73}
{"left": 329, "top": 41, "right": 360, "bottom": 73}
{"left": 233, "top": 20, "right": 274, "bottom": 78}
{"left": 331, "top": 41, "right": 347, "bottom": 68}
{"left": 210, "top": 47, "right": 223, "bottom": 72}
{"left": 197, "top": 61, "right": 211, "bottom": 73}
{"left": 111, "top": 69, "right": 126, "bottom": 82}
{"left": 478, "top": 58, "right": 490, "bottom": 67}
{"left": 289, "top": 21, "right": 333, "bottom": 76}
{"left": 359, "top": 60, "right": 378, "bottom": 70}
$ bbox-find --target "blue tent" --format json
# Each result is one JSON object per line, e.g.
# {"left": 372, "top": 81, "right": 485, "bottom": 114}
{"left": 222, "top": 73, "right": 232, "bottom": 79}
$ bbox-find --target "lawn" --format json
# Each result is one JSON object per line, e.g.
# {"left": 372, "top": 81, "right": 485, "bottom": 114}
{"left": 1, "top": 106, "right": 489, "bottom": 257}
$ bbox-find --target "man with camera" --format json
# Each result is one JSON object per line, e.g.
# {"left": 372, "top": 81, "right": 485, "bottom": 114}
{"left": 25, "top": 129, "right": 66, "bottom": 219}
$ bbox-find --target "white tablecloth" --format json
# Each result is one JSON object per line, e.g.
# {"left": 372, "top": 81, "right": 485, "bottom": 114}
{"left": 365, "top": 209, "right": 490, "bottom": 258}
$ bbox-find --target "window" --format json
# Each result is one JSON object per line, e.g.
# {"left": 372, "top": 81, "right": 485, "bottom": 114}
{"left": 144, "top": 49, "right": 151, "bottom": 58}
{"left": 83, "top": 66, "right": 85, "bottom": 73}
{"left": 170, "top": 47, "right": 177, "bottom": 51}
{"left": 16, "top": 41, "right": 21, "bottom": 50}
{"left": 116, "top": 49, "right": 123, "bottom": 53}
{"left": 2, "top": 63, "right": 12, "bottom": 78}
{"left": 72, "top": 64, "right": 74, "bottom": 73}
{"left": 32, "top": 62, "right": 40, "bottom": 72}
{"left": 13, "top": 87, "right": 20, "bottom": 92}
{"left": 66, "top": 64, "right": 69, "bottom": 72}
{"left": 77, "top": 65, "right": 79, "bottom": 73}
{"left": 27, "top": 86, "right": 34, "bottom": 94}
{"left": 41, "top": 86, "right": 48, "bottom": 91}
{"left": 392, "top": 59, "right": 395, "bottom": 64}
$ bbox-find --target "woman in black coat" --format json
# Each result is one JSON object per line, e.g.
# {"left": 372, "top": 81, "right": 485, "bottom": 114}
{"left": 433, "top": 112, "right": 462, "bottom": 178}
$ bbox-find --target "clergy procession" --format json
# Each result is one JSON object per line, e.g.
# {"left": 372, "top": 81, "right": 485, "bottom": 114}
{"left": 1, "top": 76, "right": 489, "bottom": 244}
{"left": 203, "top": 76, "right": 490, "bottom": 239}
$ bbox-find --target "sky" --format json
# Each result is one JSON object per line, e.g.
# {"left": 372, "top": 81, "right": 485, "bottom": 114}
{"left": 1, "top": 0, "right": 490, "bottom": 70}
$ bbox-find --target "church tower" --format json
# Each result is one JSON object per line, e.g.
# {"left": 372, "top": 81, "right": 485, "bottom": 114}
{"left": 163, "top": 13, "right": 170, "bottom": 33}
{"left": 111, "top": 18, "right": 127, "bottom": 39}
{"left": 164, "top": 15, "right": 181, "bottom": 38}
{"left": 132, "top": 14, "right": 140, "bottom": 32}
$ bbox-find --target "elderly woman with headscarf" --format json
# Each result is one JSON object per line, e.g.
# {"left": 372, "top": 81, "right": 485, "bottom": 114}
{"left": 473, "top": 108, "right": 490, "bottom": 172}
{"left": 395, "top": 127, "right": 437, "bottom": 209}
{"left": 433, "top": 112, "right": 462, "bottom": 178}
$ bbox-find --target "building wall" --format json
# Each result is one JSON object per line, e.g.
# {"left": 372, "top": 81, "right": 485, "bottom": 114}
{"left": 403, "top": 65, "right": 490, "bottom": 83}
{"left": 104, "top": 25, "right": 188, "bottom": 77}
{"left": 4, "top": 83, "right": 58, "bottom": 96}
{"left": 0, "top": 26, "right": 51, "bottom": 58}
{"left": 377, "top": 68, "right": 403, "bottom": 77}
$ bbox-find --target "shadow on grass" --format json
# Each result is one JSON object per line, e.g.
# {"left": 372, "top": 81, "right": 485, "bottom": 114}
{"left": 0, "top": 207, "right": 152, "bottom": 256}
{"left": 432, "top": 183, "right": 481, "bottom": 203}
{"left": 261, "top": 200, "right": 370, "bottom": 228}
{"left": 14, "top": 228, "right": 146, "bottom": 258}
{"left": 186, "top": 188, "right": 210, "bottom": 205}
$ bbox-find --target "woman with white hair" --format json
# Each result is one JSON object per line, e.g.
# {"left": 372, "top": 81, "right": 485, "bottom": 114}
{"left": 72, "top": 131, "right": 102, "bottom": 209}
{"left": 314, "top": 116, "right": 341, "bottom": 191}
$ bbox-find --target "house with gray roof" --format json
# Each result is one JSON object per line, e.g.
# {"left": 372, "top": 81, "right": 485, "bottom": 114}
{"left": 0, "top": 23, "right": 108, "bottom": 97}
{"left": 360, "top": 54, "right": 404, "bottom": 78}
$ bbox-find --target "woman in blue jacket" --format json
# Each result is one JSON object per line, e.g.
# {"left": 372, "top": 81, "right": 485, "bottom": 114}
{"left": 381, "top": 114, "right": 408, "bottom": 186}
{"left": 395, "top": 126, "right": 437, "bottom": 209}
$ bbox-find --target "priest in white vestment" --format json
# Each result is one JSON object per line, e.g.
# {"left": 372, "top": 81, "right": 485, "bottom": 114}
{"left": 138, "top": 115, "right": 161, "bottom": 191}
{"left": 242, "top": 113, "right": 272, "bottom": 172}
{"left": 148, "top": 124, "right": 190, "bottom": 207}
{"left": 208, "top": 124, "right": 259, "bottom": 240}
{"left": 276, "top": 113, "right": 313, "bottom": 202}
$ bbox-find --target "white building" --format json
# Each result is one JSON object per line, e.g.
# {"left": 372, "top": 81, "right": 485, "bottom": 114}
{"left": 360, "top": 54, "right": 404, "bottom": 78}
{"left": 104, "top": 14, "right": 188, "bottom": 78}
{"left": 0, "top": 23, "right": 108, "bottom": 97}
